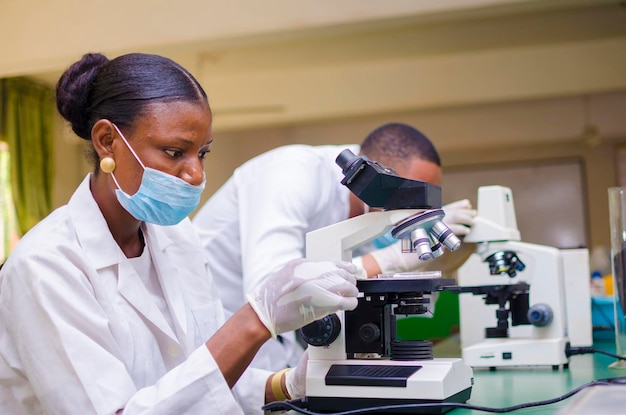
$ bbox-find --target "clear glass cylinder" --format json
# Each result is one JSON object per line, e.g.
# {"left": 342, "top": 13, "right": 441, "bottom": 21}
{"left": 607, "top": 187, "right": 626, "bottom": 368}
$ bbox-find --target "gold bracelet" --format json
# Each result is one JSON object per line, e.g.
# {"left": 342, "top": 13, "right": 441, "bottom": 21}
{"left": 271, "top": 368, "right": 291, "bottom": 401}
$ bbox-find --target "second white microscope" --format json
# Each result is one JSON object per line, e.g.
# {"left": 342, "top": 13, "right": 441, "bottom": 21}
{"left": 457, "top": 185, "right": 592, "bottom": 370}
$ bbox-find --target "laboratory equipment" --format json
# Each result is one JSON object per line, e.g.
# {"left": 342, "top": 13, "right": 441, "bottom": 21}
{"left": 298, "top": 149, "right": 474, "bottom": 413}
{"left": 457, "top": 185, "right": 592, "bottom": 370}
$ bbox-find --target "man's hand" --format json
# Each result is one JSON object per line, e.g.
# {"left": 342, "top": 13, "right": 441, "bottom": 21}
{"left": 442, "top": 199, "right": 477, "bottom": 236}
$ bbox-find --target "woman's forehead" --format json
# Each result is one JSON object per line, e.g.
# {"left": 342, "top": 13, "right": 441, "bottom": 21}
{"left": 130, "top": 101, "right": 212, "bottom": 136}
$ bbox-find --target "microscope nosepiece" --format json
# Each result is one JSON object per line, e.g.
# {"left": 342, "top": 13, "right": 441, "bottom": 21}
{"left": 391, "top": 208, "right": 462, "bottom": 262}
{"left": 485, "top": 250, "right": 526, "bottom": 277}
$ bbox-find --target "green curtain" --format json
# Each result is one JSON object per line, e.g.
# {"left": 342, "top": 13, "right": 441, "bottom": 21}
{"left": 0, "top": 78, "right": 55, "bottom": 235}
{"left": 0, "top": 142, "right": 19, "bottom": 261}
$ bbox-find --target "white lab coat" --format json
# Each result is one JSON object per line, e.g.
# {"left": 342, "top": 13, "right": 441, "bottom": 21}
{"left": 0, "top": 175, "right": 269, "bottom": 415}
{"left": 192, "top": 144, "right": 358, "bottom": 371}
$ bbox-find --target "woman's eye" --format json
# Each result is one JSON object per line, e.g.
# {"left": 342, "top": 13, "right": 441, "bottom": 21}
{"left": 165, "top": 149, "right": 182, "bottom": 158}
{"left": 199, "top": 150, "right": 210, "bottom": 160}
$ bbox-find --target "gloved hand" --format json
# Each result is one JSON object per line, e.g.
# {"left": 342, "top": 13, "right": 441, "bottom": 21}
{"left": 285, "top": 350, "right": 308, "bottom": 399}
{"left": 247, "top": 258, "right": 359, "bottom": 338}
{"left": 442, "top": 199, "right": 477, "bottom": 237}
{"left": 366, "top": 240, "right": 425, "bottom": 275}
{"left": 350, "top": 261, "right": 369, "bottom": 280}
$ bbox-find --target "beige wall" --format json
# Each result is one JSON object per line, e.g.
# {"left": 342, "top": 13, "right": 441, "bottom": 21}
{"left": 51, "top": 115, "right": 92, "bottom": 208}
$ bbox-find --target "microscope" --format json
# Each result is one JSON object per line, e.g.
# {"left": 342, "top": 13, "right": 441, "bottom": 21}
{"left": 457, "top": 185, "right": 593, "bottom": 370}
{"left": 297, "top": 149, "right": 474, "bottom": 414}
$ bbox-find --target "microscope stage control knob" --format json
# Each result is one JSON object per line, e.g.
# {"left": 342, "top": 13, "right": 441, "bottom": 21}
{"left": 298, "top": 314, "right": 341, "bottom": 347}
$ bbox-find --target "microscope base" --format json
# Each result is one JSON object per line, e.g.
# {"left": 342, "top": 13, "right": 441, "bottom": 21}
{"left": 305, "top": 358, "right": 473, "bottom": 413}
{"left": 306, "top": 388, "right": 472, "bottom": 414}
{"left": 462, "top": 337, "right": 568, "bottom": 369}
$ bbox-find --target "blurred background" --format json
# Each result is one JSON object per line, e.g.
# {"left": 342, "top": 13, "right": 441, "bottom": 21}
{"left": 1, "top": 0, "right": 625, "bottom": 257}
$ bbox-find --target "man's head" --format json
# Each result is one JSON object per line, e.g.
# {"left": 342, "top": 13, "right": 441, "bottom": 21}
{"left": 348, "top": 123, "right": 443, "bottom": 218}
{"left": 360, "top": 122, "right": 442, "bottom": 186}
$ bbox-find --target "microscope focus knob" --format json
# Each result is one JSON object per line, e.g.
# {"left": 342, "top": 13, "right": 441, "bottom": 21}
{"left": 527, "top": 303, "right": 553, "bottom": 327}
{"left": 359, "top": 323, "right": 381, "bottom": 343}
{"left": 298, "top": 314, "right": 341, "bottom": 347}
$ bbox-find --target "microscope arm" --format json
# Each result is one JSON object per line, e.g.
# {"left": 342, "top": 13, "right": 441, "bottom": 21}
{"left": 306, "top": 210, "right": 423, "bottom": 262}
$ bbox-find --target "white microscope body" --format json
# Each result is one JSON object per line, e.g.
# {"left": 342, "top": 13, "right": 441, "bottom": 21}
{"left": 458, "top": 186, "right": 592, "bottom": 369}
{"left": 298, "top": 148, "right": 473, "bottom": 413}
{"left": 303, "top": 209, "right": 474, "bottom": 413}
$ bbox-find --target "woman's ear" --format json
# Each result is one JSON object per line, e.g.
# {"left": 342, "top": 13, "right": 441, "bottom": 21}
{"left": 91, "top": 119, "right": 115, "bottom": 159}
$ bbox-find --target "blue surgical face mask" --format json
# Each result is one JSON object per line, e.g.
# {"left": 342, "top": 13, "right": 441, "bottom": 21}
{"left": 371, "top": 230, "right": 397, "bottom": 249}
{"left": 110, "top": 124, "right": 205, "bottom": 226}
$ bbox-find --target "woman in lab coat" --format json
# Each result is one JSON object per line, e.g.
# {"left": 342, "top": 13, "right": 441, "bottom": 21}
{"left": 0, "top": 52, "right": 359, "bottom": 414}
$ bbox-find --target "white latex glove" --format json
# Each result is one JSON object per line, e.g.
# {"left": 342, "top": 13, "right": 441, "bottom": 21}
{"left": 247, "top": 258, "right": 359, "bottom": 338}
{"left": 442, "top": 199, "right": 477, "bottom": 237}
{"left": 285, "top": 349, "right": 308, "bottom": 399}
{"left": 366, "top": 240, "right": 425, "bottom": 274}
{"left": 350, "top": 260, "right": 369, "bottom": 280}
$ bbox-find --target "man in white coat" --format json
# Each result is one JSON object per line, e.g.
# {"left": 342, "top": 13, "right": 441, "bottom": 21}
{"left": 192, "top": 123, "right": 477, "bottom": 371}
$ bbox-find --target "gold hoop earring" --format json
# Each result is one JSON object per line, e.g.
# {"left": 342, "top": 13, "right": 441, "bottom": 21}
{"left": 100, "top": 157, "right": 116, "bottom": 174}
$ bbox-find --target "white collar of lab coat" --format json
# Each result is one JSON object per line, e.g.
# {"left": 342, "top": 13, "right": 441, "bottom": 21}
{"left": 68, "top": 174, "right": 187, "bottom": 342}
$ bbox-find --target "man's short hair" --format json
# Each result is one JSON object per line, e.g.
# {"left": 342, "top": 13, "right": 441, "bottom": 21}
{"left": 360, "top": 122, "right": 441, "bottom": 168}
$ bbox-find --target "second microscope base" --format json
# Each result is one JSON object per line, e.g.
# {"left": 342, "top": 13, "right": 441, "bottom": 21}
{"left": 305, "top": 358, "right": 474, "bottom": 414}
{"left": 462, "top": 337, "right": 568, "bottom": 369}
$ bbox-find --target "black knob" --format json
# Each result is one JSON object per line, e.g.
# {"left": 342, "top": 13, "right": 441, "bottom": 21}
{"left": 298, "top": 314, "right": 341, "bottom": 347}
{"left": 359, "top": 323, "right": 381, "bottom": 343}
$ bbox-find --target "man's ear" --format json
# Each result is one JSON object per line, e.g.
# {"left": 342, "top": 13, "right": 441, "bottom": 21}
{"left": 91, "top": 119, "right": 115, "bottom": 159}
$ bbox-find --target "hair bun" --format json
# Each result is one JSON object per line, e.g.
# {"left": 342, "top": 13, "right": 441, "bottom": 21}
{"left": 55, "top": 53, "right": 109, "bottom": 140}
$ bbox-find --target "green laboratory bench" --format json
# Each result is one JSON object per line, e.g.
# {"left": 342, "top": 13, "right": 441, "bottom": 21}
{"left": 430, "top": 335, "right": 623, "bottom": 415}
